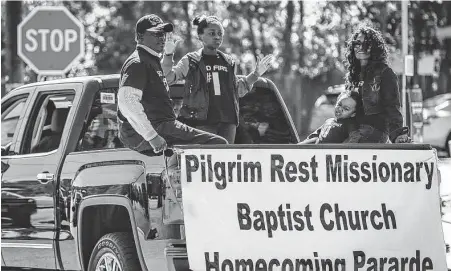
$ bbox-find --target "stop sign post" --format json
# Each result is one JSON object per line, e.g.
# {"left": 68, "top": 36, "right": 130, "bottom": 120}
{"left": 18, "top": 6, "right": 85, "bottom": 75}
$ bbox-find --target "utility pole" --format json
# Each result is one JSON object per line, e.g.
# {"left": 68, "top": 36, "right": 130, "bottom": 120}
{"left": 401, "top": 1, "right": 409, "bottom": 126}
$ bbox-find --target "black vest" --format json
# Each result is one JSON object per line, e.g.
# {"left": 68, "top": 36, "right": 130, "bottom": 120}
{"left": 118, "top": 47, "right": 176, "bottom": 126}
{"left": 180, "top": 50, "right": 239, "bottom": 125}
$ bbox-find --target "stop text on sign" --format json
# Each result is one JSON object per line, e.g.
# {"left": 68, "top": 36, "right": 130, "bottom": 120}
{"left": 24, "top": 29, "right": 78, "bottom": 53}
{"left": 17, "top": 6, "right": 85, "bottom": 74}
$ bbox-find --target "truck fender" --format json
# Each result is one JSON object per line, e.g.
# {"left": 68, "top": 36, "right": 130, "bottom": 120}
{"left": 71, "top": 161, "right": 151, "bottom": 235}
{"left": 77, "top": 195, "right": 149, "bottom": 271}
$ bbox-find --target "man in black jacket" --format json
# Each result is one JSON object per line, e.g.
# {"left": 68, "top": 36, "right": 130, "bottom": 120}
{"left": 117, "top": 14, "right": 227, "bottom": 154}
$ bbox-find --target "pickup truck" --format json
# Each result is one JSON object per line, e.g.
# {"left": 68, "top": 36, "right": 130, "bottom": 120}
{"left": 0, "top": 74, "right": 300, "bottom": 271}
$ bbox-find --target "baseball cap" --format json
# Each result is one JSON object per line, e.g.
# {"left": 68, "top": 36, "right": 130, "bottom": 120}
{"left": 136, "top": 14, "right": 174, "bottom": 34}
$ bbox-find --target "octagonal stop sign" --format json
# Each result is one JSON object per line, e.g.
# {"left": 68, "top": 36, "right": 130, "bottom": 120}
{"left": 18, "top": 6, "right": 85, "bottom": 75}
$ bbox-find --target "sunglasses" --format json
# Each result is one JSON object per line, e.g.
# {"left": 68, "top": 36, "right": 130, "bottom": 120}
{"left": 352, "top": 40, "right": 371, "bottom": 49}
{"left": 148, "top": 32, "right": 166, "bottom": 39}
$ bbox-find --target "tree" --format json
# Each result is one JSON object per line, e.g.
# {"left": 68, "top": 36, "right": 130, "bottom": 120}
{"left": 439, "top": 1, "right": 451, "bottom": 94}
{"left": 2, "top": 1, "right": 24, "bottom": 96}
{"left": 226, "top": 1, "right": 281, "bottom": 59}
{"left": 294, "top": 1, "right": 352, "bottom": 135}
{"left": 407, "top": 1, "right": 448, "bottom": 97}
{"left": 282, "top": 1, "right": 294, "bottom": 76}
{"left": 3, "top": 0, "right": 448, "bottom": 123}
{"left": 182, "top": 1, "right": 193, "bottom": 53}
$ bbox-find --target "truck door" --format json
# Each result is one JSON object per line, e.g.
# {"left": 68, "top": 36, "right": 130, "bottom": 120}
{"left": 1, "top": 84, "right": 76, "bottom": 269}
{"left": 1, "top": 87, "right": 34, "bottom": 267}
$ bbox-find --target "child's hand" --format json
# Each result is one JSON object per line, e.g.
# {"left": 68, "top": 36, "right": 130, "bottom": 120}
{"left": 394, "top": 134, "right": 411, "bottom": 143}
{"left": 257, "top": 122, "right": 269, "bottom": 136}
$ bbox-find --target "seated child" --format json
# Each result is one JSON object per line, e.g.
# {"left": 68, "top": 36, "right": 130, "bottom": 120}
{"left": 301, "top": 90, "right": 361, "bottom": 144}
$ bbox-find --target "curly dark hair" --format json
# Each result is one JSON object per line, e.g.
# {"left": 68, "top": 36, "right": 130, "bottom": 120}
{"left": 344, "top": 24, "right": 389, "bottom": 88}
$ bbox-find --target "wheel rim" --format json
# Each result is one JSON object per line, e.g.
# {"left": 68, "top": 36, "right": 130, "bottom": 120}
{"left": 95, "top": 252, "right": 123, "bottom": 271}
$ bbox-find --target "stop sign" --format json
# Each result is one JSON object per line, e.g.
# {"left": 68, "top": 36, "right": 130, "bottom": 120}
{"left": 18, "top": 6, "right": 85, "bottom": 75}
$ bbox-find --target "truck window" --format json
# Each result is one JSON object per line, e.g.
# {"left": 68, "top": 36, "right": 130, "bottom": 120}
{"left": 1, "top": 96, "right": 28, "bottom": 148}
{"left": 76, "top": 88, "right": 123, "bottom": 151}
{"left": 20, "top": 92, "right": 74, "bottom": 154}
{"left": 236, "top": 86, "right": 297, "bottom": 144}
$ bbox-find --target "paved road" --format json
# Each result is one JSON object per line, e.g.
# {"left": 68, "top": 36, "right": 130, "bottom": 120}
{"left": 2, "top": 238, "right": 171, "bottom": 270}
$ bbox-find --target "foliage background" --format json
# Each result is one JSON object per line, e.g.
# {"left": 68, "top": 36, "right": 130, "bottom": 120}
{"left": 2, "top": 0, "right": 450, "bottom": 137}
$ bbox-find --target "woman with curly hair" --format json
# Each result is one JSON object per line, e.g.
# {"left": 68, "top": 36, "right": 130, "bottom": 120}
{"left": 344, "top": 25, "right": 410, "bottom": 143}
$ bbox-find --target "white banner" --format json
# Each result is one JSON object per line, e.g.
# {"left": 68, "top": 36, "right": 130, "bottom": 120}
{"left": 180, "top": 147, "right": 447, "bottom": 271}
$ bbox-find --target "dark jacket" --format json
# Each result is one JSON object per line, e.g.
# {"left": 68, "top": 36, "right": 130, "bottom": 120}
{"left": 117, "top": 47, "right": 176, "bottom": 147}
{"left": 118, "top": 47, "right": 175, "bottom": 126}
{"left": 182, "top": 50, "right": 238, "bottom": 122}
{"left": 162, "top": 49, "right": 259, "bottom": 124}
{"left": 352, "top": 62, "right": 404, "bottom": 141}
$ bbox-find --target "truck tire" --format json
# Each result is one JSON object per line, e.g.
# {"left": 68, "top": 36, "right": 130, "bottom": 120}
{"left": 87, "top": 232, "right": 141, "bottom": 271}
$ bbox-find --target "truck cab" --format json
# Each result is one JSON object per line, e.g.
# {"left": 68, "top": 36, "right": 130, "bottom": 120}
{"left": 1, "top": 74, "right": 299, "bottom": 271}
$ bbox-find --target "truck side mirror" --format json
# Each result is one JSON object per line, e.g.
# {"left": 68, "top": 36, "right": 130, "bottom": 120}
{"left": 1, "top": 142, "right": 13, "bottom": 156}
{"left": 1, "top": 161, "right": 9, "bottom": 173}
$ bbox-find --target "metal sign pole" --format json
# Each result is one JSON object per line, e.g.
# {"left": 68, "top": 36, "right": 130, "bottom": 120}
{"left": 401, "top": 1, "right": 408, "bottom": 127}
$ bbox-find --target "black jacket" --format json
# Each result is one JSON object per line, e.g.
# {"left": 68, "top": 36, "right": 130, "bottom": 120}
{"left": 351, "top": 62, "right": 404, "bottom": 141}
{"left": 307, "top": 118, "right": 357, "bottom": 143}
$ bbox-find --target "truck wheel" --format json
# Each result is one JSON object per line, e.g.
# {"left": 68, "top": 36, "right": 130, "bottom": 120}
{"left": 87, "top": 232, "right": 141, "bottom": 271}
